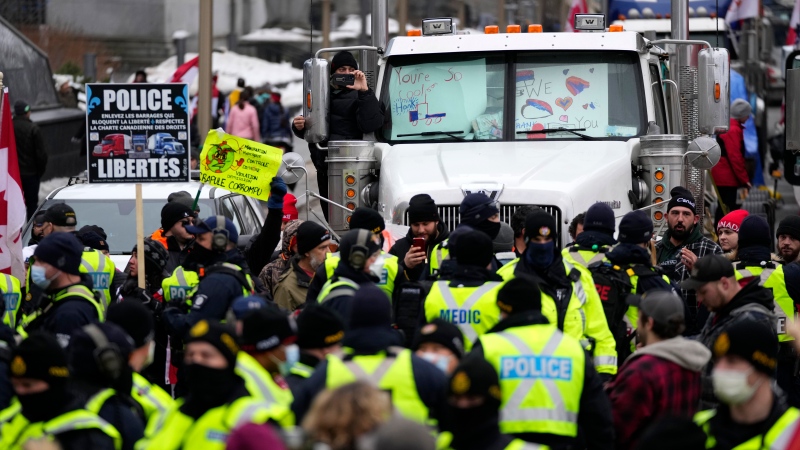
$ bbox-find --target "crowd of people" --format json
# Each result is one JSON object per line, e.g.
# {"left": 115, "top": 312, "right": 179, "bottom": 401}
{"left": 2, "top": 172, "right": 800, "bottom": 450}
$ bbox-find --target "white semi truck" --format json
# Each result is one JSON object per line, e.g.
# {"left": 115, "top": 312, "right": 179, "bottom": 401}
{"left": 297, "top": 1, "right": 731, "bottom": 245}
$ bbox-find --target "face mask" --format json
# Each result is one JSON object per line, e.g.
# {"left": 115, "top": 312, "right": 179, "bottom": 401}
{"left": 712, "top": 368, "right": 761, "bottom": 405}
{"left": 368, "top": 254, "right": 387, "bottom": 280}
{"left": 270, "top": 344, "right": 299, "bottom": 376}
{"left": 31, "top": 265, "right": 59, "bottom": 290}
{"left": 473, "top": 221, "right": 501, "bottom": 240}
{"left": 419, "top": 352, "right": 451, "bottom": 373}
{"left": 19, "top": 387, "right": 65, "bottom": 422}
{"left": 183, "top": 364, "right": 236, "bottom": 399}
{"left": 524, "top": 240, "right": 555, "bottom": 269}
{"left": 188, "top": 244, "right": 219, "bottom": 266}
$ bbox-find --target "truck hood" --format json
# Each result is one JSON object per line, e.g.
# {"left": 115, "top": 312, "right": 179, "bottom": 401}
{"left": 381, "top": 139, "right": 638, "bottom": 221}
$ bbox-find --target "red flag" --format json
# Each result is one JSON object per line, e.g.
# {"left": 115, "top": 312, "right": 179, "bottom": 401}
{"left": 564, "top": 0, "right": 588, "bottom": 32}
{"left": 0, "top": 89, "right": 27, "bottom": 280}
{"left": 788, "top": 0, "right": 800, "bottom": 45}
{"left": 171, "top": 55, "right": 199, "bottom": 87}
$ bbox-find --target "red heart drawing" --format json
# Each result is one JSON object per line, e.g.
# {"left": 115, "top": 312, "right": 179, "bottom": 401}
{"left": 582, "top": 104, "right": 589, "bottom": 109}
{"left": 555, "top": 97, "right": 573, "bottom": 111}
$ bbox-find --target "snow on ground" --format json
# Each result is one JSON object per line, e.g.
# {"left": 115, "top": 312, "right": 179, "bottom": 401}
{"left": 145, "top": 50, "right": 303, "bottom": 94}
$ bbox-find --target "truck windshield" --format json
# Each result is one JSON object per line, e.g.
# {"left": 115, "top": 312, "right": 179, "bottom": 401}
{"left": 380, "top": 50, "right": 645, "bottom": 141}
{"left": 101, "top": 139, "right": 114, "bottom": 145}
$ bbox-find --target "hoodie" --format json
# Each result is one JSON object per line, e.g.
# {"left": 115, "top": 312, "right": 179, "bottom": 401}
{"left": 608, "top": 337, "right": 711, "bottom": 450}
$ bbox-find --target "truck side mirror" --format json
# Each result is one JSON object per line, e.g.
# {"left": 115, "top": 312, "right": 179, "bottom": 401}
{"left": 686, "top": 136, "right": 721, "bottom": 169}
{"left": 302, "top": 58, "right": 330, "bottom": 143}
{"left": 278, "top": 152, "right": 307, "bottom": 185}
{"left": 697, "top": 47, "right": 730, "bottom": 135}
{"left": 784, "top": 68, "right": 800, "bottom": 185}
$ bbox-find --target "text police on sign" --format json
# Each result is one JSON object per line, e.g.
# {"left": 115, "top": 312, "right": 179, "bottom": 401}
{"left": 85, "top": 83, "right": 191, "bottom": 183}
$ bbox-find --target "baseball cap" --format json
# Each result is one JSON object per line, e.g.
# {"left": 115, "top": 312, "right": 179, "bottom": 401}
{"left": 44, "top": 203, "right": 77, "bottom": 227}
{"left": 679, "top": 254, "right": 735, "bottom": 290}
{"left": 185, "top": 216, "right": 239, "bottom": 244}
{"left": 627, "top": 290, "right": 685, "bottom": 327}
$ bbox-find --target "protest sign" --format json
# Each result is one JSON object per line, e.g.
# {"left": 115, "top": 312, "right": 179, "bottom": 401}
{"left": 85, "top": 83, "right": 191, "bottom": 183}
{"left": 198, "top": 129, "right": 283, "bottom": 201}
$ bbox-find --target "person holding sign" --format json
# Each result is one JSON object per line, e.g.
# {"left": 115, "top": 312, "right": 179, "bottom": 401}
{"left": 291, "top": 51, "right": 385, "bottom": 222}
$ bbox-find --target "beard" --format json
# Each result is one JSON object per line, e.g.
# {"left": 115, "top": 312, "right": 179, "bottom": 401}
{"left": 669, "top": 222, "right": 692, "bottom": 240}
{"left": 309, "top": 255, "right": 324, "bottom": 270}
{"left": 780, "top": 246, "right": 800, "bottom": 261}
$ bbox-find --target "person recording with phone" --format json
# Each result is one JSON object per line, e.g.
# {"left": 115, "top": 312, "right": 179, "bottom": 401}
{"left": 291, "top": 51, "right": 385, "bottom": 222}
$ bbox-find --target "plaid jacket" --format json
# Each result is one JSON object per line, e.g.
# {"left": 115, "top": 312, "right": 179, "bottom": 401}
{"left": 657, "top": 229, "right": 723, "bottom": 334}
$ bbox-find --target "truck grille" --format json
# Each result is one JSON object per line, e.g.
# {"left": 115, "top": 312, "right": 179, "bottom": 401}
{"left": 404, "top": 204, "right": 562, "bottom": 235}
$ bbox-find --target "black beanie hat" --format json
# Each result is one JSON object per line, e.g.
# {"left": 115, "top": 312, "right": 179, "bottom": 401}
{"left": 186, "top": 320, "right": 240, "bottom": 368}
{"left": 339, "top": 229, "right": 381, "bottom": 269}
{"left": 160, "top": 201, "right": 194, "bottom": 231}
{"left": 412, "top": 319, "right": 465, "bottom": 359}
{"left": 34, "top": 232, "right": 84, "bottom": 275}
{"left": 106, "top": 301, "right": 155, "bottom": 348}
{"left": 738, "top": 215, "right": 772, "bottom": 250}
{"left": 296, "top": 305, "right": 345, "bottom": 349}
{"left": 618, "top": 210, "right": 653, "bottom": 244}
{"left": 583, "top": 202, "right": 616, "bottom": 235}
{"left": 407, "top": 194, "right": 440, "bottom": 224}
{"left": 460, "top": 193, "right": 499, "bottom": 226}
{"left": 11, "top": 333, "right": 70, "bottom": 388}
{"left": 78, "top": 231, "right": 109, "bottom": 253}
{"left": 452, "top": 229, "right": 494, "bottom": 267}
{"left": 349, "top": 284, "right": 392, "bottom": 330}
{"left": 240, "top": 308, "right": 297, "bottom": 353}
{"left": 776, "top": 215, "right": 800, "bottom": 241}
{"left": 69, "top": 323, "right": 135, "bottom": 384}
{"left": 667, "top": 186, "right": 697, "bottom": 213}
{"left": 296, "top": 221, "right": 331, "bottom": 255}
{"left": 496, "top": 276, "right": 542, "bottom": 315}
{"left": 331, "top": 51, "right": 358, "bottom": 72}
{"left": 712, "top": 318, "right": 778, "bottom": 376}
{"left": 79, "top": 225, "right": 107, "bottom": 240}
{"left": 524, "top": 210, "right": 557, "bottom": 241}
{"left": 448, "top": 353, "right": 502, "bottom": 408}
{"left": 44, "top": 203, "right": 77, "bottom": 227}
{"left": 349, "top": 208, "right": 386, "bottom": 234}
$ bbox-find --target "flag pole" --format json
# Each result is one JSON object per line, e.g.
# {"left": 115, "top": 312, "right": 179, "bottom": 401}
{"left": 0, "top": 72, "right": 4, "bottom": 111}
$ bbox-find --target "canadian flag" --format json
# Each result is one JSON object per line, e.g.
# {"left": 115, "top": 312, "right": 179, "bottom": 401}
{"left": 564, "top": 0, "right": 588, "bottom": 32}
{"left": 787, "top": 0, "right": 799, "bottom": 45}
{"left": 726, "top": 0, "right": 759, "bottom": 23}
{"left": 171, "top": 55, "right": 199, "bottom": 86}
{"left": 0, "top": 89, "right": 27, "bottom": 281}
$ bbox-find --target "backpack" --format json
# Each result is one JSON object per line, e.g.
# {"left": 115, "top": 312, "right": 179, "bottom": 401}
{"left": 393, "top": 280, "right": 434, "bottom": 347}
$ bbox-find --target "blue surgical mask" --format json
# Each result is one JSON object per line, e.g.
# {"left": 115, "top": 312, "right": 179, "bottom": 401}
{"left": 31, "top": 265, "right": 58, "bottom": 290}
{"left": 419, "top": 352, "right": 451, "bottom": 374}
{"left": 282, "top": 344, "right": 300, "bottom": 375}
{"left": 524, "top": 240, "right": 556, "bottom": 269}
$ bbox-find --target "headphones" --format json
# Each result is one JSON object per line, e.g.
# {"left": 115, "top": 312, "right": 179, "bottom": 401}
{"left": 348, "top": 229, "right": 372, "bottom": 270}
{"left": 212, "top": 215, "right": 229, "bottom": 252}
{"left": 83, "top": 324, "right": 123, "bottom": 381}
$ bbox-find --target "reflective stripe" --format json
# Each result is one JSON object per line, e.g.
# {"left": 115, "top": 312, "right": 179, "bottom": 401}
{"left": 85, "top": 388, "right": 115, "bottom": 414}
{"left": 236, "top": 360, "right": 277, "bottom": 403}
{"left": 594, "top": 356, "right": 618, "bottom": 367}
{"left": 1, "top": 274, "right": 15, "bottom": 327}
{"left": 175, "top": 268, "right": 190, "bottom": 286}
{"left": 343, "top": 358, "right": 396, "bottom": 385}
{"left": 568, "top": 249, "right": 606, "bottom": 267}
{"left": 133, "top": 377, "right": 169, "bottom": 415}
{"left": 435, "top": 281, "right": 498, "bottom": 342}
{"left": 233, "top": 403, "right": 267, "bottom": 428}
{"left": 772, "top": 417, "right": 800, "bottom": 448}
{"left": 497, "top": 331, "right": 578, "bottom": 424}
{"left": 564, "top": 262, "right": 587, "bottom": 307}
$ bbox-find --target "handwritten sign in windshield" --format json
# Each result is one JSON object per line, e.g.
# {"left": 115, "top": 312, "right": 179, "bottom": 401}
{"left": 388, "top": 59, "right": 487, "bottom": 139}
{"left": 514, "top": 63, "right": 609, "bottom": 138}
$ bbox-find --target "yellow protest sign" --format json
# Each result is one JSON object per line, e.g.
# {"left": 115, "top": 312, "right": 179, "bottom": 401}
{"left": 199, "top": 130, "right": 283, "bottom": 201}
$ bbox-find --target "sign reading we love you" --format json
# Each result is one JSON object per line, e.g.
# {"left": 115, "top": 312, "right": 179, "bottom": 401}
{"left": 513, "top": 63, "right": 609, "bottom": 138}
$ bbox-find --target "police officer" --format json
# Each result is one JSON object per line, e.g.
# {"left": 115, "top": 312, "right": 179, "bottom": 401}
{"left": 106, "top": 300, "right": 175, "bottom": 436}
{"left": 424, "top": 229, "right": 503, "bottom": 351}
{"left": 307, "top": 208, "right": 400, "bottom": 301}
{"left": 315, "top": 228, "right": 383, "bottom": 315}
{"left": 439, "top": 354, "right": 549, "bottom": 450}
{"left": 695, "top": 319, "right": 798, "bottom": 448}
{"left": 390, "top": 193, "right": 451, "bottom": 281}
{"left": 472, "top": 277, "right": 614, "bottom": 449}
{"left": 286, "top": 305, "right": 345, "bottom": 392}
{"left": 0, "top": 332, "right": 119, "bottom": 450}
{"left": 731, "top": 215, "right": 800, "bottom": 406}
{"left": 76, "top": 230, "right": 118, "bottom": 314}
{"left": 497, "top": 210, "right": 618, "bottom": 378}
{"left": 161, "top": 216, "right": 256, "bottom": 338}
{"left": 292, "top": 284, "right": 448, "bottom": 425}
{"left": 68, "top": 323, "right": 146, "bottom": 450}
{"left": 151, "top": 201, "right": 196, "bottom": 272}
{"left": 236, "top": 307, "right": 296, "bottom": 422}
{"left": 139, "top": 320, "right": 290, "bottom": 449}
{"left": 562, "top": 202, "right": 617, "bottom": 268}
{"left": 0, "top": 271, "right": 22, "bottom": 329}
{"left": 431, "top": 193, "right": 502, "bottom": 277}
{"left": 412, "top": 319, "right": 465, "bottom": 375}
{"left": 19, "top": 233, "right": 103, "bottom": 346}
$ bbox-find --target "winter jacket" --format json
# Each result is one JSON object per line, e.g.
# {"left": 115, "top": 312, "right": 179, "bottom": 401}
{"left": 656, "top": 225, "right": 723, "bottom": 335}
{"left": 606, "top": 243, "right": 676, "bottom": 295}
{"left": 472, "top": 311, "right": 615, "bottom": 450}
{"left": 698, "top": 278, "right": 777, "bottom": 408}
{"left": 244, "top": 204, "right": 283, "bottom": 279}
{"left": 292, "top": 87, "right": 384, "bottom": 142}
{"left": 608, "top": 337, "right": 711, "bottom": 450}
{"left": 70, "top": 380, "right": 145, "bottom": 450}
{"left": 390, "top": 222, "right": 451, "bottom": 282}
{"left": 274, "top": 257, "right": 314, "bottom": 311}
{"left": 711, "top": 119, "right": 750, "bottom": 187}
{"left": 261, "top": 103, "right": 292, "bottom": 141}
{"left": 699, "top": 388, "right": 791, "bottom": 450}
{"left": 149, "top": 229, "right": 194, "bottom": 273}
{"left": 226, "top": 102, "right": 261, "bottom": 141}
{"left": 308, "top": 262, "right": 380, "bottom": 322}
{"left": 13, "top": 116, "right": 47, "bottom": 177}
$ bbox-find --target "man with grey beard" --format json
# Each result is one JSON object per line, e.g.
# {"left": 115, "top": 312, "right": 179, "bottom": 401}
{"left": 274, "top": 222, "right": 331, "bottom": 311}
